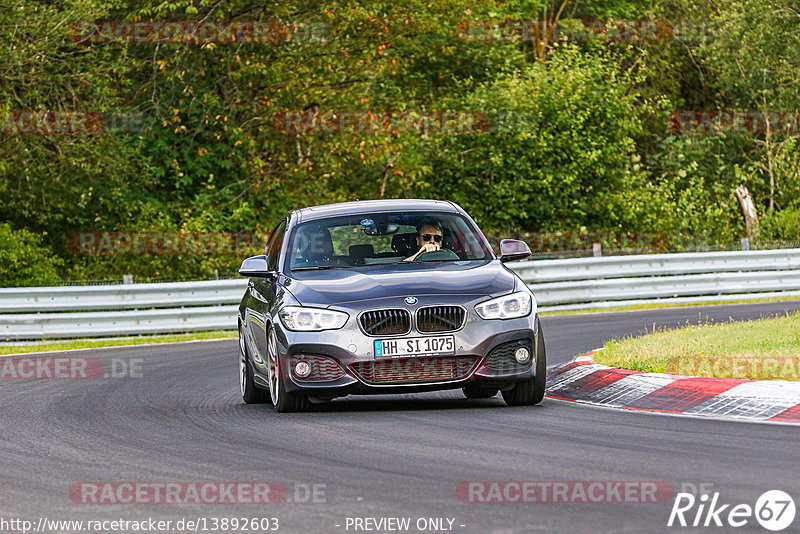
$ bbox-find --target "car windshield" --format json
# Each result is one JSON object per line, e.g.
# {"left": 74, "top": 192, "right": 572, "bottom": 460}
{"left": 286, "top": 211, "right": 494, "bottom": 271}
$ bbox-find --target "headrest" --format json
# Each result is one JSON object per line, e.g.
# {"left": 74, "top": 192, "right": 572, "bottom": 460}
{"left": 391, "top": 232, "right": 418, "bottom": 257}
{"left": 349, "top": 244, "right": 374, "bottom": 259}
{"left": 297, "top": 226, "right": 334, "bottom": 260}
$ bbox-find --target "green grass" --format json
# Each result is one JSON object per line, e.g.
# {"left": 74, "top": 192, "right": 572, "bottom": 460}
{"left": 593, "top": 312, "right": 800, "bottom": 381}
{"left": 0, "top": 330, "right": 237, "bottom": 356}
{"left": 538, "top": 295, "right": 800, "bottom": 316}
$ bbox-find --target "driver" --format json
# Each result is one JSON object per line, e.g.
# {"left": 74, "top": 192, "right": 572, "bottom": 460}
{"left": 404, "top": 219, "right": 444, "bottom": 261}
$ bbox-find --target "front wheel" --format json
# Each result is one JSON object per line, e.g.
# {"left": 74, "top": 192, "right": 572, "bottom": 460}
{"left": 502, "top": 326, "right": 546, "bottom": 406}
{"left": 266, "top": 326, "right": 310, "bottom": 413}
{"left": 240, "top": 327, "right": 270, "bottom": 404}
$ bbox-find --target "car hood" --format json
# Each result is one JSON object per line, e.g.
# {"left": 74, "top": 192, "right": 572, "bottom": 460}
{"left": 284, "top": 260, "right": 517, "bottom": 307}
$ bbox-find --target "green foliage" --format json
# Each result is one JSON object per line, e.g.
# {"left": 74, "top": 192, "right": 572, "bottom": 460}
{"left": 635, "top": 0, "right": 800, "bottom": 236}
{"left": 637, "top": 134, "right": 744, "bottom": 243}
{"left": 0, "top": 224, "right": 62, "bottom": 287}
{"left": 2, "top": 0, "right": 800, "bottom": 284}
{"left": 759, "top": 208, "right": 800, "bottom": 242}
{"left": 427, "top": 45, "right": 650, "bottom": 230}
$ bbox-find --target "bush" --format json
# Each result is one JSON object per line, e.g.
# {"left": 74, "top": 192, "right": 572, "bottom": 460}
{"left": 0, "top": 224, "right": 62, "bottom": 287}
{"left": 425, "top": 46, "right": 651, "bottom": 231}
{"left": 758, "top": 208, "right": 800, "bottom": 242}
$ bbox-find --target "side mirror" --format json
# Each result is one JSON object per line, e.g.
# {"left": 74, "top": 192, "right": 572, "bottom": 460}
{"left": 238, "top": 255, "right": 275, "bottom": 278}
{"left": 499, "top": 239, "right": 531, "bottom": 263}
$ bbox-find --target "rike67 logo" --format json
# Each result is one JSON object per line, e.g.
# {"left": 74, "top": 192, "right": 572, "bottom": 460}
{"left": 668, "top": 488, "right": 796, "bottom": 531}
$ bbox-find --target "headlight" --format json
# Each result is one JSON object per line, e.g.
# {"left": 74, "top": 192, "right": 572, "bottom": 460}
{"left": 278, "top": 306, "right": 349, "bottom": 331}
{"left": 474, "top": 291, "right": 534, "bottom": 320}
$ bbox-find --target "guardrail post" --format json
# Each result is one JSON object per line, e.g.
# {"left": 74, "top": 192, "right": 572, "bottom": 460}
{"left": 123, "top": 274, "right": 133, "bottom": 284}
{"left": 741, "top": 238, "right": 750, "bottom": 251}
{"left": 592, "top": 242, "right": 602, "bottom": 257}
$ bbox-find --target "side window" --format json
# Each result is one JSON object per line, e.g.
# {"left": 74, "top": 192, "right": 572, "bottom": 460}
{"left": 265, "top": 220, "right": 287, "bottom": 272}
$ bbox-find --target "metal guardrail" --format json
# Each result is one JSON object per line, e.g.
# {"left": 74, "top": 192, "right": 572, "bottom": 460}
{"left": 0, "top": 306, "right": 239, "bottom": 339}
{"left": 513, "top": 249, "right": 800, "bottom": 282}
{"left": 2, "top": 248, "right": 800, "bottom": 339}
{"left": 0, "top": 279, "right": 246, "bottom": 312}
{"left": 530, "top": 271, "right": 800, "bottom": 305}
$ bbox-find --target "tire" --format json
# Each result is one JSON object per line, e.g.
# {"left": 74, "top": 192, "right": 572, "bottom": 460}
{"left": 462, "top": 384, "right": 499, "bottom": 399}
{"left": 239, "top": 326, "right": 270, "bottom": 404}
{"left": 502, "top": 326, "right": 547, "bottom": 406}
{"left": 266, "top": 326, "right": 310, "bottom": 413}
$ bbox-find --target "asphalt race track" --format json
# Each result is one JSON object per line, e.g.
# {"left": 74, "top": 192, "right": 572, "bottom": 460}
{"left": 1, "top": 301, "right": 799, "bottom": 534}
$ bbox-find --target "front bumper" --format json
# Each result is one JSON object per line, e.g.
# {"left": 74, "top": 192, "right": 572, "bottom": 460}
{"left": 264, "top": 297, "right": 539, "bottom": 397}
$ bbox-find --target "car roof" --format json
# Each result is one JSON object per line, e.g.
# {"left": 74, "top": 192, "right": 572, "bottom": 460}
{"left": 294, "top": 199, "right": 459, "bottom": 223}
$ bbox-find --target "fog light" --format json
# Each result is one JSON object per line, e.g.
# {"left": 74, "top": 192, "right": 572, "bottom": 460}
{"left": 294, "top": 361, "right": 311, "bottom": 378}
{"left": 514, "top": 347, "right": 530, "bottom": 363}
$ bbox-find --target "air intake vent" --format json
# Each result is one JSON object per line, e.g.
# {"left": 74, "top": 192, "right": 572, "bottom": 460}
{"left": 289, "top": 355, "right": 344, "bottom": 381}
{"left": 350, "top": 356, "right": 480, "bottom": 384}
{"left": 416, "top": 306, "right": 466, "bottom": 333}
{"left": 360, "top": 309, "right": 411, "bottom": 336}
{"left": 485, "top": 339, "right": 533, "bottom": 373}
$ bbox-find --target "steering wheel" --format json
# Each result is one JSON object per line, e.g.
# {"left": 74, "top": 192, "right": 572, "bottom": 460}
{"left": 415, "top": 249, "right": 459, "bottom": 261}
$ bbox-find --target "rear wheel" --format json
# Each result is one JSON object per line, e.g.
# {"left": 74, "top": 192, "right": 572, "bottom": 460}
{"left": 502, "top": 326, "right": 546, "bottom": 406}
{"left": 266, "top": 326, "right": 310, "bottom": 413}
{"left": 239, "top": 326, "right": 269, "bottom": 404}
{"left": 462, "top": 385, "right": 499, "bottom": 399}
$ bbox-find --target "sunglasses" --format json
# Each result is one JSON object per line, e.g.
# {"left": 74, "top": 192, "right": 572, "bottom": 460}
{"left": 420, "top": 233, "right": 443, "bottom": 243}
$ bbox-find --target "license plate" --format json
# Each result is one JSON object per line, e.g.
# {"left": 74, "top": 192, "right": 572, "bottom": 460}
{"left": 374, "top": 335, "right": 455, "bottom": 358}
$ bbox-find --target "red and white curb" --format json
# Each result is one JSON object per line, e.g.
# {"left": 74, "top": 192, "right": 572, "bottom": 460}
{"left": 545, "top": 353, "right": 800, "bottom": 424}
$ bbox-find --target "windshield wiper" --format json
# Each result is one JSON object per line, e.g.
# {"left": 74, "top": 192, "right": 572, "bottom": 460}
{"left": 392, "top": 258, "right": 465, "bottom": 264}
{"left": 291, "top": 265, "right": 352, "bottom": 271}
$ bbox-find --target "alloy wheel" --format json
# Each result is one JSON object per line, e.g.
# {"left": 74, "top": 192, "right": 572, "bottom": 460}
{"left": 267, "top": 327, "right": 280, "bottom": 406}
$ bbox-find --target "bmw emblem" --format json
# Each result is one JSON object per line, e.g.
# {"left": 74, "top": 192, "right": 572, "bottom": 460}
{"left": 405, "top": 297, "right": 418, "bottom": 305}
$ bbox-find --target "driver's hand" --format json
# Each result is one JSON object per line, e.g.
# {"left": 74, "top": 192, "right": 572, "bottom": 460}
{"left": 419, "top": 242, "right": 440, "bottom": 254}
{"left": 404, "top": 242, "right": 440, "bottom": 261}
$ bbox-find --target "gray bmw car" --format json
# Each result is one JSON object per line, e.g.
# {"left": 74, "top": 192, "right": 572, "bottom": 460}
{"left": 237, "top": 199, "right": 544, "bottom": 412}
